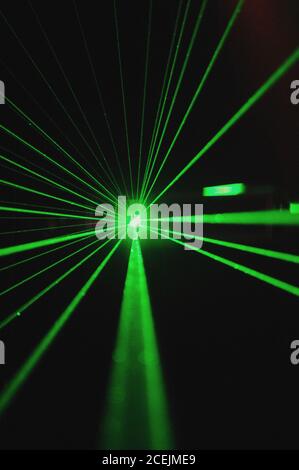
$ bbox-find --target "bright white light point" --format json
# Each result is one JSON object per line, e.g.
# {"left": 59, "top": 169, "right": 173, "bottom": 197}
{"left": 129, "top": 215, "right": 141, "bottom": 228}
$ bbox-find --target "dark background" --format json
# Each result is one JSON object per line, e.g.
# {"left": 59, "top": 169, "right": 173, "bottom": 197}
{"left": 0, "top": 0, "right": 299, "bottom": 449}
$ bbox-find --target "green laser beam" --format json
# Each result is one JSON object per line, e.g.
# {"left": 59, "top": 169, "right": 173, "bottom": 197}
{"left": 0, "top": 237, "right": 115, "bottom": 331}
{"left": 101, "top": 239, "right": 173, "bottom": 449}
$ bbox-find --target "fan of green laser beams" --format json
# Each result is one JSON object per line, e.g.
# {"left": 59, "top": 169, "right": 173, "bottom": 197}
{"left": 148, "top": 46, "right": 299, "bottom": 205}
{"left": 0, "top": 239, "right": 122, "bottom": 415}
{"left": 142, "top": 0, "right": 244, "bottom": 202}
{"left": 148, "top": 226, "right": 299, "bottom": 298}
{"left": 101, "top": 239, "right": 173, "bottom": 450}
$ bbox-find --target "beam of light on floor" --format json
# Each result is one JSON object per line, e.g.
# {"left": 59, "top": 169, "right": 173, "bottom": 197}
{"left": 101, "top": 239, "right": 173, "bottom": 450}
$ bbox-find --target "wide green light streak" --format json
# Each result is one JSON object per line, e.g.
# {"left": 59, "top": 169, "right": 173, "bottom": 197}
{"left": 101, "top": 240, "right": 173, "bottom": 450}
{"left": 150, "top": 46, "right": 299, "bottom": 205}
{"left": 142, "top": 0, "right": 208, "bottom": 200}
{"left": 145, "top": 0, "right": 244, "bottom": 202}
{"left": 203, "top": 182, "right": 246, "bottom": 197}
{"left": 0, "top": 240, "right": 121, "bottom": 415}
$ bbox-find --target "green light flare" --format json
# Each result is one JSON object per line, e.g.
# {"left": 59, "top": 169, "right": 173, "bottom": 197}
{"left": 73, "top": 2, "right": 128, "bottom": 195}
{"left": 0, "top": 123, "right": 117, "bottom": 205}
{"left": 149, "top": 226, "right": 299, "bottom": 298}
{"left": 0, "top": 234, "right": 95, "bottom": 297}
{"left": 0, "top": 225, "right": 93, "bottom": 272}
{"left": 0, "top": 178, "right": 96, "bottom": 213}
{"left": 149, "top": 46, "right": 299, "bottom": 205}
{"left": 0, "top": 154, "right": 100, "bottom": 208}
{"left": 113, "top": 0, "right": 134, "bottom": 197}
{"left": 290, "top": 202, "right": 299, "bottom": 215}
{"left": 0, "top": 240, "right": 121, "bottom": 415}
{"left": 144, "top": 0, "right": 244, "bottom": 203}
{"left": 0, "top": 236, "right": 115, "bottom": 331}
{"left": 203, "top": 183, "right": 246, "bottom": 197}
{"left": 141, "top": 0, "right": 208, "bottom": 200}
{"left": 101, "top": 240, "right": 173, "bottom": 450}
{"left": 140, "top": 0, "right": 192, "bottom": 201}
{"left": 140, "top": 0, "right": 183, "bottom": 197}
{"left": 136, "top": 0, "right": 153, "bottom": 199}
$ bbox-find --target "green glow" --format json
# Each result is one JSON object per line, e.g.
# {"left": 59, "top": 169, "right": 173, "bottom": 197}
{"left": 150, "top": 46, "right": 299, "bottom": 205}
{"left": 289, "top": 202, "right": 299, "bottom": 214}
{"left": 101, "top": 240, "right": 173, "bottom": 449}
{"left": 0, "top": 240, "right": 121, "bottom": 415}
{"left": 203, "top": 183, "right": 245, "bottom": 197}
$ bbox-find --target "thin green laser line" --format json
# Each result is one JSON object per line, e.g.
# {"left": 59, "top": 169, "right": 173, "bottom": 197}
{"left": 142, "top": 0, "right": 208, "bottom": 200}
{"left": 0, "top": 234, "right": 95, "bottom": 297}
{"left": 0, "top": 178, "right": 96, "bottom": 214}
{"left": 150, "top": 226, "right": 299, "bottom": 298}
{"left": 140, "top": 0, "right": 183, "bottom": 198}
{"left": 150, "top": 46, "right": 299, "bottom": 205}
{"left": 141, "top": 0, "right": 191, "bottom": 200}
{"left": 113, "top": 0, "right": 134, "bottom": 197}
{"left": 29, "top": 1, "right": 122, "bottom": 197}
{"left": 73, "top": 0, "right": 126, "bottom": 195}
{"left": 145, "top": 0, "right": 244, "bottom": 203}
{"left": 0, "top": 240, "right": 121, "bottom": 415}
{"left": 0, "top": 123, "right": 117, "bottom": 205}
